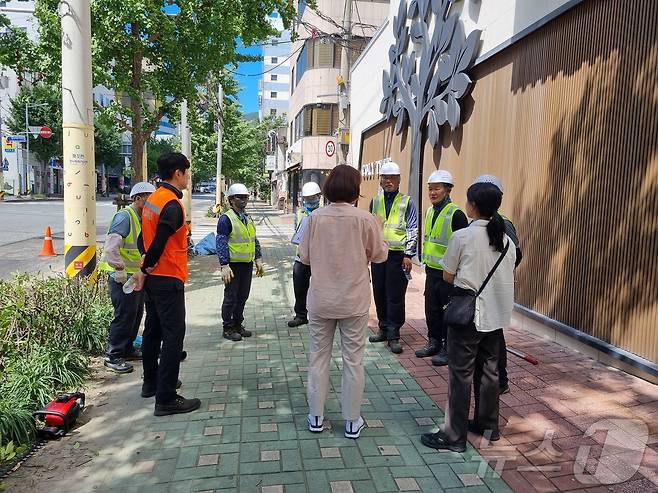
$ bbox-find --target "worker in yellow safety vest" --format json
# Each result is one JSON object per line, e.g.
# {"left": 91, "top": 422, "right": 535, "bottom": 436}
{"left": 415, "top": 170, "right": 468, "bottom": 366}
{"left": 216, "top": 183, "right": 265, "bottom": 341}
{"left": 368, "top": 161, "right": 418, "bottom": 354}
{"left": 288, "top": 181, "right": 322, "bottom": 327}
{"left": 98, "top": 181, "right": 156, "bottom": 374}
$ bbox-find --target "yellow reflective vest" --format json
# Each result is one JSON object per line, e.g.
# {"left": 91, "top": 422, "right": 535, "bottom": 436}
{"left": 225, "top": 208, "right": 256, "bottom": 263}
{"left": 98, "top": 206, "right": 142, "bottom": 274}
{"left": 422, "top": 202, "right": 460, "bottom": 270}
{"left": 372, "top": 191, "right": 410, "bottom": 251}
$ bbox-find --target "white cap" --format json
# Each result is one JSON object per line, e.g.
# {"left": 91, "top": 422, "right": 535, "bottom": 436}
{"left": 302, "top": 182, "right": 322, "bottom": 197}
{"left": 227, "top": 183, "right": 249, "bottom": 197}
{"left": 473, "top": 174, "right": 503, "bottom": 193}
{"left": 427, "top": 170, "right": 454, "bottom": 185}
{"left": 379, "top": 161, "right": 401, "bottom": 175}
{"left": 129, "top": 181, "right": 156, "bottom": 198}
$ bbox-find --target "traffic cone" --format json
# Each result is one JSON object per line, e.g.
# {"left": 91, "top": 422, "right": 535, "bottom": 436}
{"left": 39, "top": 226, "right": 57, "bottom": 257}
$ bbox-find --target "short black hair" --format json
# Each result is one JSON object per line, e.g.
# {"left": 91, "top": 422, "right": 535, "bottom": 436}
{"left": 157, "top": 152, "right": 190, "bottom": 180}
{"left": 323, "top": 165, "right": 361, "bottom": 203}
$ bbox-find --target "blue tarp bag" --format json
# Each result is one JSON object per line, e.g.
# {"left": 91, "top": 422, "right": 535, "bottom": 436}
{"left": 193, "top": 232, "right": 217, "bottom": 256}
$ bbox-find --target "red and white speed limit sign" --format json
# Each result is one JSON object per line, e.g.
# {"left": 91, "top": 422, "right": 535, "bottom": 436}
{"left": 325, "top": 140, "right": 335, "bottom": 157}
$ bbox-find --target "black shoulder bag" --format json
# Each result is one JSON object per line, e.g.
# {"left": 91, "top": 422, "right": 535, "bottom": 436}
{"left": 443, "top": 241, "right": 510, "bottom": 327}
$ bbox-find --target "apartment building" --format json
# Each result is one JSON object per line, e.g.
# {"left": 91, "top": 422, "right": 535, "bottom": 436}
{"left": 284, "top": 0, "right": 389, "bottom": 208}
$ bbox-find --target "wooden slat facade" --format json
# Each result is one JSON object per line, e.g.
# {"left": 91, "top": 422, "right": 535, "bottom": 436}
{"left": 358, "top": 0, "right": 658, "bottom": 363}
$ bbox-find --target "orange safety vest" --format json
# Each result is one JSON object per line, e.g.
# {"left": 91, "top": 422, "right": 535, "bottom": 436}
{"left": 142, "top": 185, "right": 188, "bottom": 282}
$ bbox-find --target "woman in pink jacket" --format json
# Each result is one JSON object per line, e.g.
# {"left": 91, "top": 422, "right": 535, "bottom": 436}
{"left": 298, "top": 165, "right": 388, "bottom": 439}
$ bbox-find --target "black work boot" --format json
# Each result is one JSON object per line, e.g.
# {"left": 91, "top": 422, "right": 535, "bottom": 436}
{"left": 388, "top": 339, "right": 403, "bottom": 354}
{"left": 235, "top": 324, "right": 252, "bottom": 337}
{"left": 223, "top": 327, "right": 242, "bottom": 342}
{"left": 369, "top": 327, "right": 387, "bottom": 343}
{"left": 154, "top": 394, "right": 201, "bottom": 416}
{"left": 287, "top": 317, "right": 308, "bottom": 327}
{"left": 431, "top": 344, "right": 449, "bottom": 366}
{"left": 415, "top": 338, "right": 441, "bottom": 358}
{"left": 104, "top": 356, "right": 133, "bottom": 374}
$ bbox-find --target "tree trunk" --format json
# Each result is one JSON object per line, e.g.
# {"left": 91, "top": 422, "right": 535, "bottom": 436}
{"left": 131, "top": 132, "right": 145, "bottom": 183}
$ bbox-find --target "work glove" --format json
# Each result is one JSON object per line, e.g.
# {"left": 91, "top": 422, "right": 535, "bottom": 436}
{"left": 220, "top": 265, "right": 234, "bottom": 284}
{"left": 114, "top": 269, "right": 128, "bottom": 284}
{"left": 255, "top": 259, "right": 265, "bottom": 278}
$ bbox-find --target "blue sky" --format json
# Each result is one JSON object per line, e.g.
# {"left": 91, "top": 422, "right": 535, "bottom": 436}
{"left": 233, "top": 44, "right": 263, "bottom": 115}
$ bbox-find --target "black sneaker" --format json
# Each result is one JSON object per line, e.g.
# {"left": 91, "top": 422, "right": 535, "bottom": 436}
{"left": 180, "top": 350, "right": 188, "bottom": 361}
{"left": 223, "top": 328, "right": 242, "bottom": 341}
{"left": 499, "top": 384, "right": 510, "bottom": 395}
{"left": 415, "top": 338, "right": 441, "bottom": 358}
{"left": 124, "top": 347, "right": 143, "bottom": 360}
{"left": 141, "top": 379, "right": 182, "bottom": 398}
{"left": 431, "top": 346, "right": 449, "bottom": 366}
{"left": 287, "top": 317, "right": 308, "bottom": 327}
{"left": 468, "top": 419, "right": 500, "bottom": 441}
{"left": 104, "top": 357, "right": 134, "bottom": 374}
{"left": 420, "top": 431, "right": 466, "bottom": 453}
{"left": 236, "top": 324, "right": 253, "bottom": 337}
{"left": 369, "top": 329, "right": 387, "bottom": 343}
{"left": 154, "top": 394, "right": 201, "bottom": 416}
{"left": 388, "top": 339, "right": 403, "bottom": 354}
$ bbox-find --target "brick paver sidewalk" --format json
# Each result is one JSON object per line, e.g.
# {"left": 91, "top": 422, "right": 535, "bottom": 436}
{"left": 6, "top": 203, "right": 656, "bottom": 493}
{"left": 5, "top": 203, "right": 509, "bottom": 493}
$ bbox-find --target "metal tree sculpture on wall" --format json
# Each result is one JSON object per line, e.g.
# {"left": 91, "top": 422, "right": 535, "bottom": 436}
{"left": 380, "top": 0, "right": 481, "bottom": 206}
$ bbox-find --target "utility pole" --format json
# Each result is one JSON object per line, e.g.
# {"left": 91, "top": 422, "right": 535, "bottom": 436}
{"left": 61, "top": 0, "right": 97, "bottom": 279}
{"left": 215, "top": 83, "right": 224, "bottom": 206}
{"left": 180, "top": 100, "right": 192, "bottom": 228}
{"left": 337, "top": 0, "right": 352, "bottom": 165}
{"left": 24, "top": 104, "right": 29, "bottom": 193}
{"left": 0, "top": 75, "right": 6, "bottom": 195}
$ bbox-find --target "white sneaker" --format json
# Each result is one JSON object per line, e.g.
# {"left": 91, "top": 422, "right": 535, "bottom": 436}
{"left": 307, "top": 414, "right": 324, "bottom": 433}
{"left": 344, "top": 417, "right": 366, "bottom": 439}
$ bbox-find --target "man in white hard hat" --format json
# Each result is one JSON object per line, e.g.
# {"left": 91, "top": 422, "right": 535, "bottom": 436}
{"left": 216, "top": 183, "right": 265, "bottom": 341}
{"left": 368, "top": 161, "right": 418, "bottom": 354}
{"left": 99, "top": 181, "right": 156, "bottom": 374}
{"left": 288, "top": 181, "right": 322, "bottom": 327}
{"left": 417, "top": 170, "right": 469, "bottom": 365}
{"left": 472, "top": 175, "right": 523, "bottom": 395}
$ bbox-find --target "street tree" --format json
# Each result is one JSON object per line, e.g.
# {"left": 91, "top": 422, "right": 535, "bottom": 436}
{"left": 31, "top": 0, "right": 297, "bottom": 182}
{"left": 6, "top": 84, "right": 121, "bottom": 170}
{"left": 0, "top": 14, "right": 37, "bottom": 87}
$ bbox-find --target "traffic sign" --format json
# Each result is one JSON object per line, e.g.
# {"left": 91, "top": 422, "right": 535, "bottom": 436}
{"left": 8, "top": 135, "right": 26, "bottom": 143}
{"left": 325, "top": 140, "right": 336, "bottom": 157}
{"left": 40, "top": 126, "right": 53, "bottom": 139}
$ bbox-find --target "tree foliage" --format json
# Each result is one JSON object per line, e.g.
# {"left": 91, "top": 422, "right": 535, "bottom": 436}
{"left": 5, "top": 84, "right": 121, "bottom": 168}
{"left": 28, "top": 0, "right": 296, "bottom": 182}
{"left": 191, "top": 97, "right": 283, "bottom": 193}
{"left": 0, "top": 14, "right": 38, "bottom": 86}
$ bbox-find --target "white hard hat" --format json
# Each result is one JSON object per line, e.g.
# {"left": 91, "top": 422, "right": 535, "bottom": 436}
{"left": 427, "top": 170, "right": 454, "bottom": 185}
{"left": 379, "top": 161, "right": 401, "bottom": 175}
{"left": 302, "top": 182, "right": 322, "bottom": 197}
{"left": 474, "top": 174, "right": 504, "bottom": 193}
{"left": 129, "top": 181, "right": 156, "bottom": 197}
{"left": 227, "top": 183, "right": 249, "bottom": 197}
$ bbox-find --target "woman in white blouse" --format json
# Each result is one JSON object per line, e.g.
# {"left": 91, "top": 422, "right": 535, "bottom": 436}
{"left": 421, "top": 182, "right": 516, "bottom": 452}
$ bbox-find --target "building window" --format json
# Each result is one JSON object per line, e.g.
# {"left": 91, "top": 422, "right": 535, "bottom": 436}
{"left": 294, "top": 37, "right": 368, "bottom": 86}
{"left": 270, "top": 109, "right": 277, "bottom": 116}
{"left": 271, "top": 56, "right": 278, "bottom": 64}
{"left": 293, "top": 104, "right": 338, "bottom": 142}
{"left": 271, "top": 91, "right": 278, "bottom": 99}
{"left": 271, "top": 74, "right": 278, "bottom": 81}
